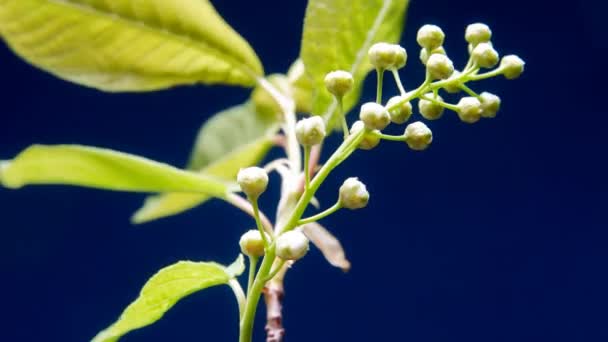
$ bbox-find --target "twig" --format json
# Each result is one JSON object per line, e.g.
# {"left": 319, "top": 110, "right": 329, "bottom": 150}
{"left": 264, "top": 263, "right": 289, "bottom": 342}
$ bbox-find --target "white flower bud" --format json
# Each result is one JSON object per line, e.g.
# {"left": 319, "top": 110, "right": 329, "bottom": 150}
{"left": 359, "top": 102, "right": 391, "bottom": 130}
{"left": 418, "top": 93, "right": 445, "bottom": 120}
{"left": 479, "top": 92, "right": 501, "bottom": 118}
{"left": 465, "top": 23, "right": 492, "bottom": 45}
{"left": 324, "top": 70, "right": 354, "bottom": 98}
{"left": 426, "top": 53, "right": 454, "bottom": 80}
{"left": 368, "top": 43, "right": 407, "bottom": 70}
{"left": 295, "top": 116, "right": 326, "bottom": 146}
{"left": 386, "top": 96, "right": 413, "bottom": 124}
{"left": 419, "top": 46, "right": 446, "bottom": 65}
{"left": 417, "top": 24, "right": 445, "bottom": 50}
{"left": 339, "top": 177, "right": 369, "bottom": 210}
{"left": 500, "top": 55, "right": 525, "bottom": 79}
{"left": 404, "top": 121, "right": 433, "bottom": 151}
{"left": 443, "top": 70, "right": 462, "bottom": 93}
{"left": 350, "top": 121, "right": 381, "bottom": 150}
{"left": 239, "top": 230, "right": 269, "bottom": 257}
{"left": 456, "top": 96, "right": 483, "bottom": 123}
{"left": 237, "top": 166, "right": 268, "bottom": 198}
{"left": 472, "top": 42, "right": 499, "bottom": 68}
{"left": 276, "top": 230, "right": 309, "bottom": 261}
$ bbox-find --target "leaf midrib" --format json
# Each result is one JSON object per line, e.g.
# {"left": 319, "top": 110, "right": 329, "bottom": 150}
{"left": 43, "top": 0, "right": 259, "bottom": 81}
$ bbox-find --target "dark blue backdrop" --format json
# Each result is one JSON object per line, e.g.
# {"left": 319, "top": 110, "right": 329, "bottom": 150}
{"left": 1, "top": 0, "right": 606, "bottom": 341}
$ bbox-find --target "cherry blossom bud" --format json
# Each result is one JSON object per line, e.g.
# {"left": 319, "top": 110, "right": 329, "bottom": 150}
{"left": 418, "top": 93, "right": 445, "bottom": 120}
{"left": 386, "top": 96, "right": 413, "bottom": 124}
{"left": 350, "top": 121, "right": 381, "bottom": 150}
{"left": 419, "top": 46, "right": 446, "bottom": 65}
{"left": 472, "top": 42, "right": 499, "bottom": 68}
{"left": 404, "top": 121, "right": 433, "bottom": 151}
{"left": 393, "top": 45, "right": 408, "bottom": 69}
{"left": 296, "top": 116, "right": 326, "bottom": 146}
{"left": 500, "top": 55, "right": 525, "bottom": 79}
{"left": 339, "top": 177, "right": 369, "bottom": 210}
{"left": 479, "top": 92, "right": 501, "bottom": 118}
{"left": 324, "top": 70, "right": 354, "bottom": 98}
{"left": 239, "top": 230, "right": 269, "bottom": 257}
{"left": 237, "top": 167, "right": 268, "bottom": 198}
{"left": 276, "top": 230, "right": 309, "bottom": 261}
{"left": 426, "top": 53, "right": 454, "bottom": 80}
{"left": 368, "top": 43, "right": 407, "bottom": 70}
{"left": 465, "top": 23, "right": 492, "bottom": 45}
{"left": 456, "top": 97, "right": 483, "bottom": 123}
{"left": 417, "top": 24, "right": 445, "bottom": 50}
{"left": 360, "top": 102, "right": 391, "bottom": 130}
{"left": 443, "top": 70, "right": 462, "bottom": 93}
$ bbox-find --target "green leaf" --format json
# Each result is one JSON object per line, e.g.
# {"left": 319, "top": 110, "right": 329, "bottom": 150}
{"left": 0, "top": 0, "right": 263, "bottom": 91}
{"left": 132, "top": 102, "right": 277, "bottom": 224}
{"left": 0, "top": 145, "right": 229, "bottom": 196}
{"left": 92, "top": 255, "right": 245, "bottom": 342}
{"left": 299, "top": 0, "right": 410, "bottom": 126}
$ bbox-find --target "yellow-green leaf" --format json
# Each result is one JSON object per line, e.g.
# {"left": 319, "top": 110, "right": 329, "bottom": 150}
{"left": 0, "top": 0, "right": 263, "bottom": 91}
{"left": 299, "top": 0, "right": 410, "bottom": 127}
{"left": 0, "top": 145, "right": 229, "bottom": 196}
{"left": 92, "top": 255, "right": 245, "bottom": 342}
{"left": 132, "top": 102, "right": 277, "bottom": 224}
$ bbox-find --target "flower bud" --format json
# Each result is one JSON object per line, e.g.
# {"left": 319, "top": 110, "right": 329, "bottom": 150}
{"left": 386, "top": 96, "right": 413, "bottom": 124}
{"left": 500, "top": 55, "right": 525, "bottom": 79}
{"left": 417, "top": 24, "right": 445, "bottom": 50}
{"left": 368, "top": 43, "right": 407, "bottom": 70}
{"left": 339, "top": 177, "right": 369, "bottom": 210}
{"left": 418, "top": 93, "right": 445, "bottom": 120}
{"left": 350, "top": 121, "right": 381, "bottom": 150}
{"left": 456, "top": 96, "right": 483, "bottom": 123}
{"left": 443, "top": 70, "right": 462, "bottom": 93}
{"left": 404, "top": 121, "right": 433, "bottom": 151}
{"left": 359, "top": 102, "right": 391, "bottom": 130}
{"left": 324, "top": 70, "right": 354, "bottom": 98}
{"left": 426, "top": 54, "right": 454, "bottom": 80}
{"left": 479, "top": 92, "right": 501, "bottom": 118}
{"left": 237, "top": 167, "right": 268, "bottom": 198}
{"left": 239, "top": 230, "right": 269, "bottom": 257}
{"left": 465, "top": 23, "right": 492, "bottom": 45}
{"left": 471, "top": 43, "right": 499, "bottom": 68}
{"left": 276, "top": 230, "right": 309, "bottom": 261}
{"left": 296, "top": 116, "right": 326, "bottom": 146}
{"left": 419, "top": 46, "right": 446, "bottom": 65}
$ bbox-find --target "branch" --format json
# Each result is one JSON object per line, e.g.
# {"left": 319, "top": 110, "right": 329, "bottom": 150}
{"left": 264, "top": 263, "right": 289, "bottom": 342}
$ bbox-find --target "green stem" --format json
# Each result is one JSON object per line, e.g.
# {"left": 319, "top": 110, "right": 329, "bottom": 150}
{"left": 371, "top": 131, "right": 407, "bottom": 142}
{"left": 337, "top": 97, "right": 349, "bottom": 140}
{"left": 459, "top": 83, "right": 480, "bottom": 98}
{"left": 386, "top": 78, "right": 431, "bottom": 113}
{"left": 229, "top": 279, "right": 246, "bottom": 319}
{"left": 376, "top": 69, "right": 384, "bottom": 103}
{"left": 246, "top": 256, "right": 258, "bottom": 297}
{"left": 468, "top": 66, "right": 505, "bottom": 81}
{"left": 304, "top": 145, "right": 311, "bottom": 191}
{"left": 298, "top": 201, "right": 342, "bottom": 226}
{"left": 420, "top": 94, "right": 459, "bottom": 112}
{"left": 239, "top": 248, "right": 276, "bottom": 342}
{"left": 250, "top": 197, "right": 270, "bottom": 247}
{"left": 264, "top": 259, "right": 287, "bottom": 282}
{"left": 391, "top": 69, "right": 406, "bottom": 96}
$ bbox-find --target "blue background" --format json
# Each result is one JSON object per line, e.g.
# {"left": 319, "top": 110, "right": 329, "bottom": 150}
{"left": 1, "top": 0, "right": 607, "bottom": 341}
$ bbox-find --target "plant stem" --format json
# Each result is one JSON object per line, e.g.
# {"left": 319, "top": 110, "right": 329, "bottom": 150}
{"left": 240, "top": 248, "right": 276, "bottom": 342}
{"left": 247, "top": 256, "right": 258, "bottom": 296}
{"left": 337, "top": 97, "right": 349, "bottom": 140}
{"left": 298, "top": 201, "right": 342, "bottom": 226}
{"left": 264, "top": 260, "right": 287, "bottom": 282}
{"left": 376, "top": 69, "right": 384, "bottom": 103}
{"left": 229, "top": 279, "right": 246, "bottom": 319}
{"left": 420, "top": 94, "right": 459, "bottom": 112}
{"left": 303, "top": 145, "right": 311, "bottom": 191}
{"left": 371, "top": 131, "right": 407, "bottom": 142}
{"left": 391, "top": 69, "right": 406, "bottom": 96}
{"left": 459, "top": 83, "right": 480, "bottom": 97}
{"left": 250, "top": 197, "right": 270, "bottom": 247}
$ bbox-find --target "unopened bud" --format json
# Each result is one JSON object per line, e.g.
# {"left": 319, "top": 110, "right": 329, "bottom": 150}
{"left": 237, "top": 167, "right": 268, "bottom": 198}
{"left": 479, "top": 92, "right": 501, "bottom": 118}
{"left": 324, "top": 70, "right": 354, "bottom": 98}
{"left": 417, "top": 24, "right": 445, "bottom": 50}
{"left": 360, "top": 102, "right": 391, "bottom": 130}
{"left": 276, "top": 231, "right": 309, "bottom": 261}
{"left": 426, "top": 54, "right": 454, "bottom": 80}
{"left": 419, "top": 46, "right": 446, "bottom": 65}
{"left": 339, "top": 177, "right": 369, "bottom": 210}
{"left": 239, "top": 230, "right": 269, "bottom": 257}
{"left": 386, "top": 96, "right": 413, "bottom": 124}
{"left": 418, "top": 93, "right": 445, "bottom": 120}
{"left": 472, "top": 43, "right": 499, "bottom": 68}
{"left": 296, "top": 116, "right": 326, "bottom": 146}
{"left": 465, "top": 23, "right": 492, "bottom": 45}
{"left": 350, "top": 121, "right": 381, "bottom": 150}
{"left": 404, "top": 121, "right": 433, "bottom": 151}
{"left": 368, "top": 43, "right": 407, "bottom": 70}
{"left": 456, "top": 97, "right": 483, "bottom": 123}
{"left": 500, "top": 55, "right": 525, "bottom": 79}
{"left": 443, "top": 70, "right": 462, "bottom": 93}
